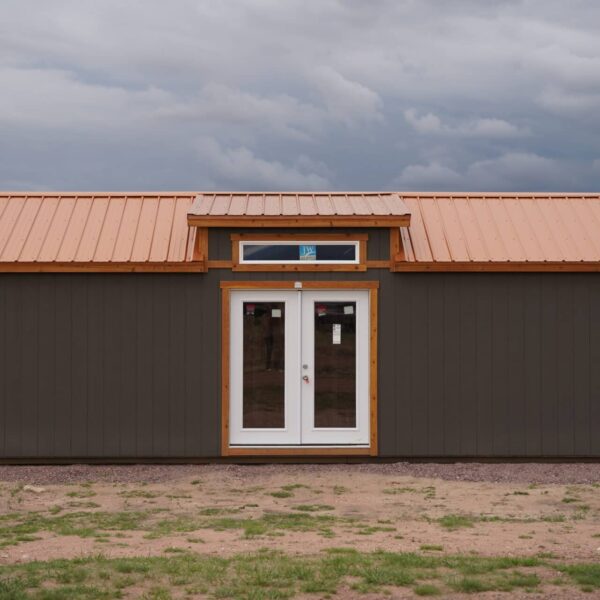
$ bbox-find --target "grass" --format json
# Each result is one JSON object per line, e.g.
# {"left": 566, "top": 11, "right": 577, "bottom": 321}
{"left": 0, "top": 510, "right": 149, "bottom": 548}
{"left": 292, "top": 504, "right": 334, "bottom": 512}
{"left": 66, "top": 490, "right": 97, "bottom": 499}
{"left": 436, "top": 512, "right": 570, "bottom": 530}
{"left": 2, "top": 548, "right": 595, "bottom": 598}
{"left": 204, "top": 512, "right": 340, "bottom": 538}
{"left": 0, "top": 507, "right": 352, "bottom": 548}
{"left": 119, "top": 490, "right": 160, "bottom": 499}
{"left": 437, "top": 514, "right": 475, "bottom": 530}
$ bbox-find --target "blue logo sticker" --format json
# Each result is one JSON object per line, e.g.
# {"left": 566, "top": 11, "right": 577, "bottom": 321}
{"left": 299, "top": 245, "right": 317, "bottom": 261}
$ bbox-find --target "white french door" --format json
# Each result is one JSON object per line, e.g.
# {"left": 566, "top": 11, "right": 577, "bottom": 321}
{"left": 229, "top": 289, "right": 370, "bottom": 447}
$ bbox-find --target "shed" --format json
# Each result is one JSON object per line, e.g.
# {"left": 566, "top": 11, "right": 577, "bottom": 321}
{"left": 1, "top": 191, "right": 599, "bottom": 460}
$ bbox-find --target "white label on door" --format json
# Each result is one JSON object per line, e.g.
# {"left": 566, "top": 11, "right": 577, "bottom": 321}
{"left": 271, "top": 308, "right": 282, "bottom": 318}
{"left": 332, "top": 323, "right": 341, "bottom": 344}
{"left": 344, "top": 305, "right": 354, "bottom": 315}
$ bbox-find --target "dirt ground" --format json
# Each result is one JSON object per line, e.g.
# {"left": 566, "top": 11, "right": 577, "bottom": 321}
{"left": 0, "top": 463, "right": 599, "bottom": 597}
{"left": 1, "top": 463, "right": 599, "bottom": 561}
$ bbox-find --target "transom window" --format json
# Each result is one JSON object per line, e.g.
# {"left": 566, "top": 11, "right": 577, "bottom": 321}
{"left": 240, "top": 240, "right": 359, "bottom": 264}
{"left": 230, "top": 234, "right": 367, "bottom": 272}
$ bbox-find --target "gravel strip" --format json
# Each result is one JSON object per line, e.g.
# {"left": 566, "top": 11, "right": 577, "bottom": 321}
{"left": 0, "top": 461, "right": 599, "bottom": 486}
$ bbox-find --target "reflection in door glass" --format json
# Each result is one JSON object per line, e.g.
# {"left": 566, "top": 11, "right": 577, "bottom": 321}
{"left": 243, "top": 302, "right": 285, "bottom": 428}
{"left": 314, "top": 302, "right": 356, "bottom": 428}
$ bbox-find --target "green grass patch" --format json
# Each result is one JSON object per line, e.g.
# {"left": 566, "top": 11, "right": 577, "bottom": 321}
{"left": 437, "top": 514, "right": 475, "bottom": 530}
{"left": 556, "top": 563, "right": 600, "bottom": 591}
{"left": 66, "top": 490, "right": 97, "bottom": 499}
{"left": 0, "top": 549, "right": 577, "bottom": 599}
{"left": 268, "top": 490, "right": 293, "bottom": 498}
{"left": 414, "top": 583, "right": 441, "bottom": 595}
{"left": 119, "top": 490, "right": 160, "bottom": 499}
{"left": 292, "top": 504, "right": 334, "bottom": 512}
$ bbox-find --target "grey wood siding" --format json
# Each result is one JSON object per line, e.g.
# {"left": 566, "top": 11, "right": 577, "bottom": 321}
{"left": 1, "top": 266, "right": 599, "bottom": 458}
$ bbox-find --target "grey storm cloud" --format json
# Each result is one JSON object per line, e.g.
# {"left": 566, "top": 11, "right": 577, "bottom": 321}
{"left": 1, "top": 0, "right": 600, "bottom": 191}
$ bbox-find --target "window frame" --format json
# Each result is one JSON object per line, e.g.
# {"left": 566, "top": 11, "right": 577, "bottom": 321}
{"left": 231, "top": 233, "right": 368, "bottom": 272}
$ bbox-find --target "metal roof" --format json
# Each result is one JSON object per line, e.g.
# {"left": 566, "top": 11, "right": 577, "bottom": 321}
{"left": 187, "top": 192, "right": 411, "bottom": 226}
{"left": 0, "top": 193, "right": 197, "bottom": 269}
{"left": 1, "top": 191, "right": 600, "bottom": 271}
{"left": 398, "top": 193, "right": 600, "bottom": 268}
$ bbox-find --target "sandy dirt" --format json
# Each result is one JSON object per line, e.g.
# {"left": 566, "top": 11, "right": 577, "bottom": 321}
{"left": 0, "top": 464, "right": 598, "bottom": 567}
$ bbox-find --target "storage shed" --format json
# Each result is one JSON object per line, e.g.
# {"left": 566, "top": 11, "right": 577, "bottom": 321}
{"left": 1, "top": 191, "right": 600, "bottom": 460}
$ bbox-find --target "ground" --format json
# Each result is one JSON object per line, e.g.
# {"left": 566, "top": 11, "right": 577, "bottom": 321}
{"left": 0, "top": 463, "right": 599, "bottom": 598}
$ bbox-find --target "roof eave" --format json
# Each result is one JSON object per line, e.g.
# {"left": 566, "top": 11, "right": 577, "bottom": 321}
{"left": 186, "top": 215, "right": 411, "bottom": 228}
{"left": 392, "top": 260, "right": 600, "bottom": 272}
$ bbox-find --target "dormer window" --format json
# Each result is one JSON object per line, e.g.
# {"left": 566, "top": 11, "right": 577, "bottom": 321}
{"left": 231, "top": 234, "right": 367, "bottom": 271}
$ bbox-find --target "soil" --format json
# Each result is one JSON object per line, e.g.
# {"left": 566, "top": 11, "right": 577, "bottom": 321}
{"left": 0, "top": 460, "right": 599, "bottom": 485}
{"left": 0, "top": 463, "right": 598, "bottom": 567}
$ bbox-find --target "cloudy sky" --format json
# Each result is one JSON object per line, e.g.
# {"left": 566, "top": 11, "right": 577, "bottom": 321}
{"left": 1, "top": 1, "right": 600, "bottom": 192}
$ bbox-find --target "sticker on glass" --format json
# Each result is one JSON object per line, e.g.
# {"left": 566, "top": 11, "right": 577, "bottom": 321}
{"left": 271, "top": 308, "right": 282, "bottom": 318}
{"left": 343, "top": 305, "right": 354, "bottom": 315}
{"left": 316, "top": 304, "right": 327, "bottom": 317}
{"left": 299, "top": 245, "right": 317, "bottom": 261}
{"left": 245, "top": 303, "right": 256, "bottom": 316}
{"left": 332, "top": 323, "right": 341, "bottom": 344}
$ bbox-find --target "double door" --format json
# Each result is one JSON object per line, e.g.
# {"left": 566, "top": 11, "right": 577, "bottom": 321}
{"left": 229, "top": 289, "right": 370, "bottom": 446}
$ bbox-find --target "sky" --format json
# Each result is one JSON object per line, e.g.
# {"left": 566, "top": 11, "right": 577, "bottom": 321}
{"left": 1, "top": 0, "right": 600, "bottom": 192}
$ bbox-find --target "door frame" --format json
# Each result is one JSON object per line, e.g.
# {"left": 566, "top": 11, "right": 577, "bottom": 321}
{"left": 220, "top": 280, "right": 379, "bottom": 457}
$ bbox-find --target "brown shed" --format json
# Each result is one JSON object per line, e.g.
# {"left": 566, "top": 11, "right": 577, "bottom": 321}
{"left": 1, "top": 191, "right": 599, "bottom": 460}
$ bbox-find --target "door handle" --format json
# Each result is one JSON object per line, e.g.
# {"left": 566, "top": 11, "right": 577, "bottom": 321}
{"left": 302, "top": 375, "right": 310, "bottom": 383}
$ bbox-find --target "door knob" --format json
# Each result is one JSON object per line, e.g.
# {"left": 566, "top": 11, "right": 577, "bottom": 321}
{"left": 302, "top": 375, "right": 310, "bottom": 383}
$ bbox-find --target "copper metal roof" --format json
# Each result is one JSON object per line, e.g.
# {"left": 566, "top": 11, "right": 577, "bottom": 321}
{"left": 1, "top": 191, "right": 600, "bottom": 271}
{"left": 0, "top": 193, "right": 198, "bottom": 270}
{"left": 398, "top": 193, "right": 600, "bottom": 269}
{"left": 187, "top": 192, "right": 411, "bottom": 226}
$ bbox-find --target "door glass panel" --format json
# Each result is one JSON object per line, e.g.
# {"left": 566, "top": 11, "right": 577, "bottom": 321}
{"left": 313, "top": 302, "right": 356, "bottom": 428}
{"left": 243, "top": 302, "right": 285, "bottom": 428}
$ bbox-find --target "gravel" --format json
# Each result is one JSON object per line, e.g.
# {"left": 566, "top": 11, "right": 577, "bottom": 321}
{"left": 0, "top": 461, "right": 599, "bottom": 486}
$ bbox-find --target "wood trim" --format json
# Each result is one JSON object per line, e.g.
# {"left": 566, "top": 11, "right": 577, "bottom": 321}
{"left": 230, "top": 233, "right": 368, "bottom": 272}
{"left": 220, "top": 280, "right": 379, "bottom": 290}
{"left": 210, "top": 261, "right": 390, "bottom": 270}
{"left": 207, "top": 260, "right": 234, "bottom": 269}
{"left": 232, "top": 264, "right": 367, "bottom": 272}
{"left": 188, "top": 216, "right": 410, "bottom": 228}
{"left": 0, "top": 261, "right": 206, "bottom": 273}
{"left": 369, "top": 287, "right": 378, "bottom": 456}
{"left": 366, "top": 260, "right": 391, "bottom": 269}
{"left": 389, "top": 227, "right": 405, "bottom": 268}
{"left": 230, "top": 233, "right": 369, "bottom": 241}
{"left": 192, "top": 227, "right": 209, "bottom": 272}
{"left": 393, "top": 261, "right": 600, "bottom": 272}
{"left": 220, "top": 281, "right": 379, "bottom": 457}
{"left": 221, "top": 287, "right": 231, "bottom": 457}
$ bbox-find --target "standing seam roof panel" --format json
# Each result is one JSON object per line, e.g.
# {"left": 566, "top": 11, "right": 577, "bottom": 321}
{"left": 19, "top": 197, "right": 60, "bottom": 262}
{"left": 56, "top": 197, "right": 93, "bottom": 262}
{"left": 130, "top": 197, "right": 159, "bottom": 262}
{"left": 93, "top": 196, "right": 126, "bottom": 262}
{"left": 39, "top": 196, "right": 77, "bottom": 261}
{"left": 149, "top": 197, "right": 176, "bottom": 262}
{"left": 571, "top": 199, "right": 600, "bottom": 258}
{"left": 168, "top": 197, "right": 193, "bottom": 262}
{"left": 111, "top": 197, "right": 143, "bottom": 262}
{"left": 1, "top": 196, "right": 42, "bottom": 261}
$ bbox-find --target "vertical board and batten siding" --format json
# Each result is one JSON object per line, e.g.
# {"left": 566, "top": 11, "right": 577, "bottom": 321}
{"left": 1, "top": 227, "right": 600, "bottom": 458}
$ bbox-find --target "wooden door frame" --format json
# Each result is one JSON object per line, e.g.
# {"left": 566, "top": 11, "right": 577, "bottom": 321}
{"left": 220, "top": 280, "right": 379, "bottom": 457}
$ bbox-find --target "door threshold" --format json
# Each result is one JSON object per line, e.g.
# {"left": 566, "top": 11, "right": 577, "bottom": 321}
{"left": 224, "top": 446, "right": 373, "bottom": 457}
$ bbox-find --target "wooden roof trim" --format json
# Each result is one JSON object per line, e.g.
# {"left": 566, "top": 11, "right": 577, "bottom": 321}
{"left": 392, "top": 260, "right": 600, "bottom": 272}
{"left": 0, "top": 260, "right": 206, "bottom": 273}
{"left": 186, "top": 215, "right": 411, "bottom": 228}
